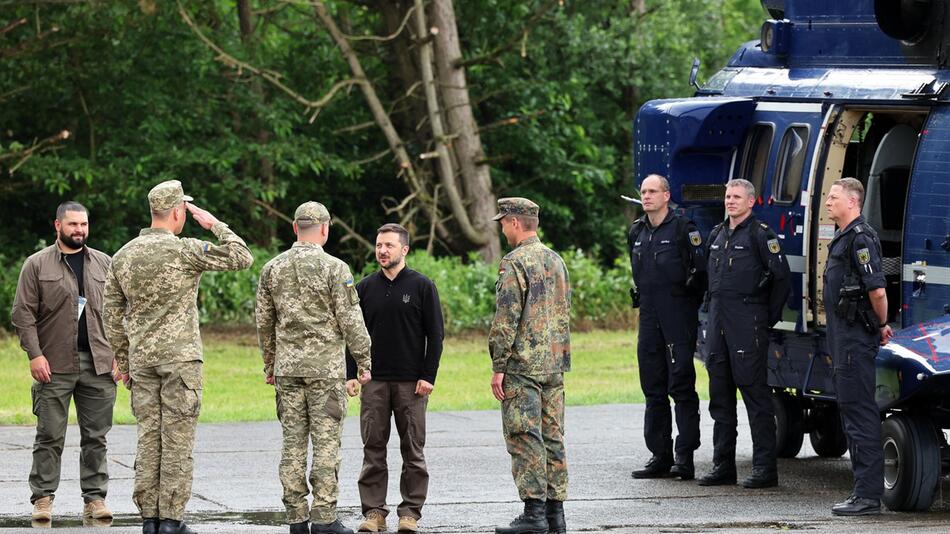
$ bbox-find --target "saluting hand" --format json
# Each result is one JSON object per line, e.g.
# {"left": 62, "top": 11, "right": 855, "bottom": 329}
{"left": 415, "top": 379, "right": 434, "bottom": 397}
{"left": 185, "top": 202, "right": 220, "bottom": 230}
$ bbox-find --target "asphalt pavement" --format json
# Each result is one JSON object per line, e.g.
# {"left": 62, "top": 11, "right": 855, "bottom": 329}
{"left": 1, "top": 403, "right": 948, "bottom": 533}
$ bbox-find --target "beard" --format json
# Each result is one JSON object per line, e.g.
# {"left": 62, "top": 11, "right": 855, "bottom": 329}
{"left": 59, "top": 229, "right": 87, "bottom": 249}
{"left": 379, "top": 254, "right": 404, "bottom": 270}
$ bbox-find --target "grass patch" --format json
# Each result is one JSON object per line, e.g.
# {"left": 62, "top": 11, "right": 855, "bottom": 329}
{"left": 0, "top": 330, "right": 710, "bottom": 425}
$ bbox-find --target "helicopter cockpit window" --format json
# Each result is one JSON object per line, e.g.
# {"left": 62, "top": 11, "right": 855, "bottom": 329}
{"left": 738, "top": 123, "right": 773, "bottom": 198}
{"left": 773, "top": 125, "right": 809, "bottom": 204}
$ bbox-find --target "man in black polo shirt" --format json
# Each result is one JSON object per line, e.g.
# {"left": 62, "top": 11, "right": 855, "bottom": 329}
{"left": 346, "top": 223, "right": 444, "bottom": 533}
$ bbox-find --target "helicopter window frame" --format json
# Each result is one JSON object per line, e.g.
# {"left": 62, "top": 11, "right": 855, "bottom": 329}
{"left": 737, "top": 122, "right": 775, "bottom": 199}
{"left": 772, "top": 123, "right": 811, "bottom": 205}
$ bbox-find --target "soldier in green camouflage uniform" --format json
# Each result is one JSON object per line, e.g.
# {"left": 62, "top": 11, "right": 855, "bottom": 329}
{"left": 256, "top": 201, "right": 373, "bottom": 534}
{"left": 102, "top": 180, "right": 253, "bottom": 534}
{"left": 489, "top": 197, "right": 571, "bottom": 534}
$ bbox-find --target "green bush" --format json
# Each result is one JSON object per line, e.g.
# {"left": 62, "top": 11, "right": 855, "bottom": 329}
{"left": 3, "top": 245, "right": 636, "bottom": 335}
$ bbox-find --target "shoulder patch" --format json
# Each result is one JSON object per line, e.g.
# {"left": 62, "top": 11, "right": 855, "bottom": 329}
{"left": 202, "top": 242, "right": 211, "bottom": 253}
{"left": 767, "top": 238, "right": 780, "bottom": 254}
{"left": 689, "top": 231, "right": 702, "bottom": 246}
{"left": 344, "top": 277, "right": 354, "bottom": 288}
{"left": 856, "top": 248, "right": 871, "bottom": 265}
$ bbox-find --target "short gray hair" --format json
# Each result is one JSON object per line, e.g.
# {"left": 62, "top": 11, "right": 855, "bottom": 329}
{"left": 643, "top": 174, "right": 671, "bottom": 192}
{"left": 56, "top": 201, "right": 87, "bottom": 221}
{"left": 725, "top": 178, "right": 756, "bottom": 198}
{"left": 833, "top": 177, "right": 865, "bottom": 208}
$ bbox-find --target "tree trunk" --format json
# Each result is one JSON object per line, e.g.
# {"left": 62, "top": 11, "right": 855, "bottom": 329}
{"left": 429, "top": 0, "right": 500, "bottom": 261}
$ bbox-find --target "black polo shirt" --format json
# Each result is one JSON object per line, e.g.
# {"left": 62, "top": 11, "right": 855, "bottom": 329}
{"left": 346, "top": 267, "right": 444, "bottom": 384}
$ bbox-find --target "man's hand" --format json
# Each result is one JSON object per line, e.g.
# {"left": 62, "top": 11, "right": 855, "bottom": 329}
{"left": 880, "top": 325, "right": 894, "bottom": 346}
{"left": 415, "top": 379, "right": 434, "bottom": 397}
{"left": 265, "top": 374, "right": 275, "bottom": 386}
{"left": 346, "top": 379, "right": 361, "bottom": 397}
{"left": 185, "top": 202, "right": 220, "bottom": 231}
{"left": 491, "top": 372, "right": 505, "bottom": 401}
{"left": 30, "top": 355, "right": 52, "bottom": 383}
{"left": 358, "top": 370, "right": 372, "bottom": 385}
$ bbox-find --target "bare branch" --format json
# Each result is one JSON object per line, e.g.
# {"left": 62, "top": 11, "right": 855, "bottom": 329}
{"left": 1, "top": 129, "right": 70, "bottom": 175}
{"left": 454, "top": 0, "right": 561, "bottom": 69}
{"left": 333, "top": 217, "right": 374, "bottom": 252}
{"left": 251, "top": 198, "right": 293, "bottom": 224}
{"left": 0, "top": 17, "right": 27, "bottom": 36}
{"left": 0, "top": 85, "right": 32, "bottom": 103}
{"left": 352, "top": 148, "right": 392, "bottom": 166}
{"left": 344, "top": 2, "right": 415, "bottom": 41}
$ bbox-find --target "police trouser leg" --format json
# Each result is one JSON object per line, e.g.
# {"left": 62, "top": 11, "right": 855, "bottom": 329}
{"left": 29, "top": 372, "right": 75, "bottom": 503}
{"left": 391, "top": 382, "right": 429, "bottom": 520}
{"left": 737, "top": 380, "right": 776, "bottom": 472}
{"left": 73, "top": 351, "right": 116, "bottom": 503}
{"left": 835, "top": 348, "right": 883, "bottom": 500}
{"left": 637, "top": 321, "right": 673, "bottom": 457}
{"left": 540, "top": 374, "right": 567, "bottom": 502}
{"left": 358, "top": 380, "right": 392, "bottom": 517}
{"left": 668, "top": 341, "right": 700, "bottom": 456}
{"left": 503, "top": 373, "right": 565, "bottom": 501}
{"left": 707, "top": 352, "right": 738, "bottom": 466}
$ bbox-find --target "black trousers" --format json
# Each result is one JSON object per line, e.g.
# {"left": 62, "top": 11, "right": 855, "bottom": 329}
{"left": 637, "top": 300, "right": 700, "bottom": 458}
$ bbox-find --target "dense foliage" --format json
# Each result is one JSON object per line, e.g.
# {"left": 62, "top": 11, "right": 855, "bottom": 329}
{"left": 0, "top": 0, "right": 764, "bottom": 330}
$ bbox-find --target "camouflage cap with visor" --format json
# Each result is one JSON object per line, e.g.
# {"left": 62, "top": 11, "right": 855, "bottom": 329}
{"left": 492, "top": 197, "right": 540, "bottom": 221}
{"left": 148, "top": 180, "right": 193, "bottom": 211}
{"left": 294, "top": 201, "right": 331, "bottom": 225}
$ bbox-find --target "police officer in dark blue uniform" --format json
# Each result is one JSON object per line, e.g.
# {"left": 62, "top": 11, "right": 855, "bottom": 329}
{"left": 628, "top": 174, "right": 705, "bottom": 480}
{"left": 823, "top": 178, "right": 892, "bottom": 516}
{"left": 698, "top": 178, "right": 790, "bottom": 489}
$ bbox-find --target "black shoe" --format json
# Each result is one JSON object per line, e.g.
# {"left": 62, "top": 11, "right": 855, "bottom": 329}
{"left": 495, "top": 499, "right": 548, "bottom": 534}
{"left": 742, "top": 468, "right": 778, "bottom": 488}
{"left": 311, "top": 519, "right": 354, "bottom": 534}
{"left": 631, "top": 454, "right": 674, "bottom": 479}
{"left": 290, "top": 521, "right": 310, "bottom": 534}
{"left": 696, "top": 463, "right": 737, "bottom": 486}
{"left": 143, "top": 518, "right": 160, "bottom": 534}
{"left": 832, "top": 495, "right": 881, "bottom": 516}
{"left": 669, "top": 454, "right": 694, "bottom": 480}
{"left": 545, "top": 499, "right": 566, "bottom": 534}
{"left": 158, "top": 519, "right": 195, "bottom": 534}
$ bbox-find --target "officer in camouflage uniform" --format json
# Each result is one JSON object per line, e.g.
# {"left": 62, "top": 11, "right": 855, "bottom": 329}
{"left": 102, "top": 180, "right": 253, "bottom": 534}
{"left": 489, "top": 197, "right": 571, "bottom": 534}
{"left": 256, "top": 201, "right": 373, "bottom": 534}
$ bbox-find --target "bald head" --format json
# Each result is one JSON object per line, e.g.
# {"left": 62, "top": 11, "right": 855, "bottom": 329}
{"left": 640, "top": 174, "right": 672, "bottom": 215}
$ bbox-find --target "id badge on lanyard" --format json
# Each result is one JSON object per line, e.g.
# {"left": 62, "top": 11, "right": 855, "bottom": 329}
{"left": 77, "top": 296, "right": 87, "bottom": 319}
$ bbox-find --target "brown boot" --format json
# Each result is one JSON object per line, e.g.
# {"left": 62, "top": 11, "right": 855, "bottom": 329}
{"left": 358, "top": 510, "right": 386, "bottom": 532}
{"left": 31, "top": 496, "right": 53, "bottom": 522}
{"left": 397, "top": 516, "right": 418, "bottom": 532}
{"left": 83, "top": 499, "right": 114, "bottom": 519}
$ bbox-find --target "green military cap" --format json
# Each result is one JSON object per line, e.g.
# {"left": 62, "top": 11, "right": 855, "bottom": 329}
{"left": 148, "top": 180, "right": 193, "bottom": 211}
{"left": 294, "top": 201, "right": 330, "bottom": 224}
{"left": 492, "top": 197, "right": 540, "bottom": 221}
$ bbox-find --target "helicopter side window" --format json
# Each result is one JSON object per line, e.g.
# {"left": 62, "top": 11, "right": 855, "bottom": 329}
{"left": 738, "top": 123, "right": 774, "bottom": 198}
{"left": 773, "top": 125, "right": 810, "bottom": 204}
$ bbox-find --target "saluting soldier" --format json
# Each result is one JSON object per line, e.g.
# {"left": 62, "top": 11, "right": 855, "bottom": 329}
{"left": 256, "top": 201, "right": 373, "bottom": 534}
{"left": 489, "top": 197, "right": 571, "bottom": 534}
{"left": 102, "top": 180, "right": 253, "bottom": 534}
{"left": 699, "top": 178, "right": 790, "bottom": 489}
{"left": 823, "top": 178, "right": 891, "bottom": 516}
{"left": 628, "top": 174, "right": 705, "bottom": 481}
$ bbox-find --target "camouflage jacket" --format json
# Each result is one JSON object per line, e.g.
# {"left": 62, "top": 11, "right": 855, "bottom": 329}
{"left": 255, "top": 242, "right": 371, "bottom": 379}
{"left": 489, "top": 236, "right": 572, "bottom": 375}
{"left": 103, "top": 222, "right": 253, "bottom": 375}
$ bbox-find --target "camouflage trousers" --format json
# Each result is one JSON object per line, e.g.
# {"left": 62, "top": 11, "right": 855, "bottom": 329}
{"left": 275, "top": 377, "right": 347, "bottom": 524}
{"left": 501, "top": 373, "right": 568, "bottom": 501}
{"left": 130, "top": 361, "right": 203, "bottom": 521}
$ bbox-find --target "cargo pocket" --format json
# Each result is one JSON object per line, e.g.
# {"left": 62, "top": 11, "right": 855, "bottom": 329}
{"left": 322, "top": 384, "right": 346, "bottom": 422}
{"left": 501, "top": 381, "right": 529, "bottom": 438}
{"left": 172, "top": 365, "right": 203, "bottom": 418}
{"left": 730, "top": 347, "right": 764, "bottom": 387}
{"left": 31, "top": 381, "right": 45, "bottom": 417}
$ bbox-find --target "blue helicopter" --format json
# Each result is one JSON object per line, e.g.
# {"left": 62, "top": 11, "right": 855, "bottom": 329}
{"left": 633, "top": 0, "right": 950, "bottom": 512}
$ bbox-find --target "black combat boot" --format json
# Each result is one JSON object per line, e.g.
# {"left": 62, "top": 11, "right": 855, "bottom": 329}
{"left": 495, "top": 499, "right": 548, "bottom": 534}
{"left": 311, "top": 519, "right": 354, "bottom": 534}
{"left": 831, "top": 495, "right": 881, "bottom": 516}
{"left": 545, "top": 500, "right": 566, "bottom": 534}
{"left": 157, "top": 519, "right": 195, "bottom": 534}
{"left": 742, "top": 468, "right": 778, "bottom": 489}
{"left": 696, "top": 462, "right": 737, "bottom": 486}
{"left": 631, "top": 453, "right": 673, "bottom": 479}
{"left": 290, "top": 521, "right": 310, "bottom": 534}
{"left": 669, "top": 453, "right": 694, "bottom": 480}
{"left": 142, "top": 518, "right": 160, "bottom": 534}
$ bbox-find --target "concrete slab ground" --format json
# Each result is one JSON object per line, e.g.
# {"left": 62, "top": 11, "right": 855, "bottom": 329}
{"left": 0, "top": 403, "right": 948, "bottom": 533}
